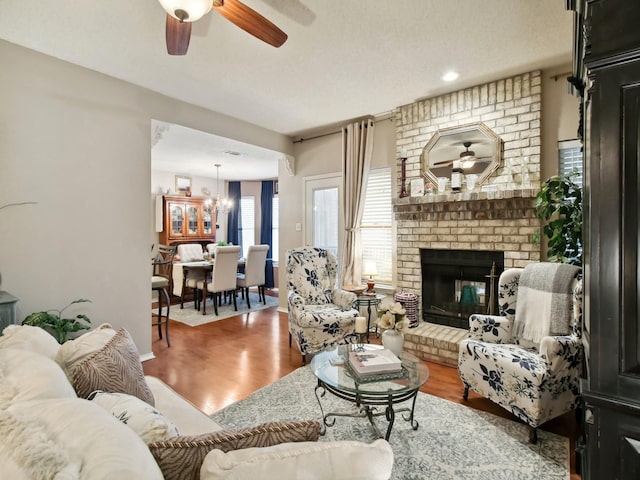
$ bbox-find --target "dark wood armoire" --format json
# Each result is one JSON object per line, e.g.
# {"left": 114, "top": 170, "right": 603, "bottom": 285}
{"left": 568, "top": 1, "right": 640, "bottom": 478}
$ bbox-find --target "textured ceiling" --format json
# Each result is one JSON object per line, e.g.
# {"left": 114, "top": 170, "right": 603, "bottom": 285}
{"left": 0, "top": 0, "right": 573, "bottom": 179}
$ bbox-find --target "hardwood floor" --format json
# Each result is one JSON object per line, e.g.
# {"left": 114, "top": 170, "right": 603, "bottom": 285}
{"left": 143, "top": 306, "right": 579, "bottom": 479}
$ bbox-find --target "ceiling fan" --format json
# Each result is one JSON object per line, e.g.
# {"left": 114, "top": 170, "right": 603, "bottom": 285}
{"left": 158, "top": 0, "right": 288, "bottom": 55}
{"left": 433, "top": 141, "right": 491, "bottom": 169}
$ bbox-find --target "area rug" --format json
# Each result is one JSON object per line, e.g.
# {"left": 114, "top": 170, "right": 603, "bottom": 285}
{"left": 153, "top": 292, "right": 279, "bottom": 327}
{"left": 210, "top": 367, "right": 569, "bottom": 480}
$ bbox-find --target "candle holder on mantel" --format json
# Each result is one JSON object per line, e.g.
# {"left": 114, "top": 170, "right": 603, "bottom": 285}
{"left": 400, "top": 156, "right": 409, "bottom": 198}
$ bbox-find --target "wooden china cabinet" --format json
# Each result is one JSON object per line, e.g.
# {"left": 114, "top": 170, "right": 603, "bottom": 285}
{"left": 569, "top": 1, "right": 640, "bottom": 478}
{"left": 158, "top": 195, "right": 217, "bottom": 246}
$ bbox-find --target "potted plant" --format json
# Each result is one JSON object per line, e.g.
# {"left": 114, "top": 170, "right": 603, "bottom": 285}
{"left": 533, "top": 171, "right": 582, "bottom": 266}
{"left": 22, "top": 299, "right": 92, "bottom": 344}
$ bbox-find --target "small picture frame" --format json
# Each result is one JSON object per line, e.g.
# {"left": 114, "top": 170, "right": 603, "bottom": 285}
{"left": 410, "top": 178, "right": 425, "bottom": 197}
{"left": 175, "top": 175, "right": 192, "bottom": 194}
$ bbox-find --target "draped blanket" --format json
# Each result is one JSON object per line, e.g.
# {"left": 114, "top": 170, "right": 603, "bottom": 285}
{"left": 512, "top": 263, "right": 581, "bottom": 343}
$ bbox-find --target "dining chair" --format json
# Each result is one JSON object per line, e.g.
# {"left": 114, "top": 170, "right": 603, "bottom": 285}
{"left": 176, "top": 243, "right": 206, "bottom": 307}
{"left": 152, "top": 244, "right": 176, "bottom": 346}
{"left": 236, "top": 244, "right": 269, "bottom": 308}
{"left": 197, "top": 246, "right": 241, "bottom": 315}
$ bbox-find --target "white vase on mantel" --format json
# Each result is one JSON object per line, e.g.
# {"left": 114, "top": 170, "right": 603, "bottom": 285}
{"left": 381, "top": 329, "right": 404, "bottom": 357}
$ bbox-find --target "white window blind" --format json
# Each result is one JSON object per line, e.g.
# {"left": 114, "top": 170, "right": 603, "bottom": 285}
{"left": 271, "top": 195, "right": 279, "bottom": 262}
{"left": 558, "top": 139, "right": 583, "bottom": 185}
{"left": 361, "top": 168, "right": 393, "bottom": 284}
{"left": 240, "top": 196, "right": 255, "bottom": 258}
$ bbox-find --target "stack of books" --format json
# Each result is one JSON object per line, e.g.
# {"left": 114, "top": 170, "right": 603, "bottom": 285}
{"left": 347, "top": 348, "right": 402, "bottom": 377}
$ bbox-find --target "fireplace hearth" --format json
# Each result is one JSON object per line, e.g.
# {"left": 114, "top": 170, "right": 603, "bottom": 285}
{"left": 421, "top": 249, "right": 504, "bottom": 329}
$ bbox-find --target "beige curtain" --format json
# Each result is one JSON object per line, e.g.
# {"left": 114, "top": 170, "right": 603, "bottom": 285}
{"left": 339, "top": 118, "right": 375, "bottom": 287}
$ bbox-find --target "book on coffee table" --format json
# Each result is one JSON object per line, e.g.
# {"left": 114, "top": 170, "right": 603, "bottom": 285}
{"left": 348, "top": 349, "right": 402, "bottom": 376}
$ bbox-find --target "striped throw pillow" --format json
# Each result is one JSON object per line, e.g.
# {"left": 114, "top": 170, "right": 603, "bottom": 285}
{"left": 148, "top": 420, "right": 321, "bottom": 480}
{"left": 71, "top": 328, "right": 155, "bottom": 406}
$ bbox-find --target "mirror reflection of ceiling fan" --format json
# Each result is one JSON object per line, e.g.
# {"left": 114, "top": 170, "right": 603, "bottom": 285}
{"left": 433, "top": 141, "right": 492, "bottom": 169}
{"left": 158, "top": 0, "right": 288, "bottom": 55}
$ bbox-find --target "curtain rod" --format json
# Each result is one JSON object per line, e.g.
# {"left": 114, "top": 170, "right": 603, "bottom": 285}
{"left": 292, "top": 116, "right": 392, "bottom": 144}
{"left": 292, "top": 129, "right": 341, "bottom": 144}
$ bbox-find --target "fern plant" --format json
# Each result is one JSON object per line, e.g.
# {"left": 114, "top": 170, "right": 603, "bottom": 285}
{"left": 533, "top": 172, "right": 583, "bottom": 266}
{"left": 22, "top": 299, "right": 92, "bottom": 344}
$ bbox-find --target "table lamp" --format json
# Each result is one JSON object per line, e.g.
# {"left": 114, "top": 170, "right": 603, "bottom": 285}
{"left": 363, "top": 260, "right": 378, "bottom": 293}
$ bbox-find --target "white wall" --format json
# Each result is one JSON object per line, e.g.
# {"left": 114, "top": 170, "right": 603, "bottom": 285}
{"left": 541, "top": 66, "right": 581, "bottom": 180}
{"left": 0, "top": 41, "right": 291, "bottom": 356}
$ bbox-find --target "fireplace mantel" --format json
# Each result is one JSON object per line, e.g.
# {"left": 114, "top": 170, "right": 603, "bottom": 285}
{"left": 393, "top": 188, "right": 538, "bottom": 210}
{"left": 393, "top": 189, "right": 538, "bottom": 224}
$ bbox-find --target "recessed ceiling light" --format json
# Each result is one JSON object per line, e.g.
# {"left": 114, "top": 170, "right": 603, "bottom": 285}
{"left": 442, "top": 71, "right": 459, "bottom": 82}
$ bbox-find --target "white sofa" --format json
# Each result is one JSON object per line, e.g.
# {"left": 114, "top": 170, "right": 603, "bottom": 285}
{"left": 0, "top": 324, "right": 394, "bottom": 480}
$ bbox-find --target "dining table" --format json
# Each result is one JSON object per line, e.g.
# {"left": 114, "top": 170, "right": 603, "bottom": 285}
{"left": 173, "top": 258, "right": 246, "bottom": 310}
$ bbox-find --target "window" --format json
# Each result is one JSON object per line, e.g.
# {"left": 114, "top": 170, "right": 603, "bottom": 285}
{"left": 240, "top": 196, "right": 255, "bottom": 258}
{"left": 558, "top": 139, "right": 583, "bottom": 185}
{"left": 311, "top": 186, "right": 340, "bottom": 259}
{"left": 361, "top": 168, "right": 393, "bottom": 284}
{"left": 271, "top": 195, "right": 279, "bottom": 262}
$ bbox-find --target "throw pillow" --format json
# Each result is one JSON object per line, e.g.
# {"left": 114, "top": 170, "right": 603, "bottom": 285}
{"left": 0, "top": 324, "right": 61, "bottom": 359}
{"left": 55, "top": 323, "right": 117, "bottom": 376}
{"left": 4, "top": 398, "right": 164, "bottom": 480}
{"left": 0, "top": 348, "right": 76, "bottom": 409}
{"left": 89, "top": 391, "right": 179, "bottom": 443}
{"left": 71, "top": 328, "right": 155, "bottom": 406}
{"left": 200, "top": 438, "right": 394, "bottom": 480}
{"left": 148, "top": 420, "right": 321, "bottom": 480}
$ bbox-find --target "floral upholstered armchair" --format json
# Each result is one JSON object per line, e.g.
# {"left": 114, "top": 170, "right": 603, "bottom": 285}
{"left": 458, "top": 263, "right": 583, "bottom": 443}
{"left": 286, "top": 247, "right": 358, "bottom": 362}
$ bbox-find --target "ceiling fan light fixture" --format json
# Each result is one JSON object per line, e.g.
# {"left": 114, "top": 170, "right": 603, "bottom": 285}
{"left": 158, "top": 0, "right": 212, "bottom": 22}
{"left": 461, "top": 159, "right": 476, "bottom": 169}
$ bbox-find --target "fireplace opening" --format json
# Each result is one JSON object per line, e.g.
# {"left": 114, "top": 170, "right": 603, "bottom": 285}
{"left": 421, "top": 249, "right": 504, "bottom": 329}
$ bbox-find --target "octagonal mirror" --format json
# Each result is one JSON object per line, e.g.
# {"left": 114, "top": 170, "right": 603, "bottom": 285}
{"left": 421, "top": 122, "right": 502, "bottom": 189}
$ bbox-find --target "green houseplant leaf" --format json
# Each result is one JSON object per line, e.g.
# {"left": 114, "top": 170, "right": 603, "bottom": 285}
{"left": 22, "top": 299, "right": 92, "bottom": 344}
{"left": 534, "top": 171, "right": 583, "bottom": 266}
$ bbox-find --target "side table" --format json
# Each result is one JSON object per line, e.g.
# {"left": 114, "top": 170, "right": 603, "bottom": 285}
{"left": 0, "top": 291, "right": 19, "bottom": 333}
{"left": 355, "top": 294, "right": 384, "bottom": 342}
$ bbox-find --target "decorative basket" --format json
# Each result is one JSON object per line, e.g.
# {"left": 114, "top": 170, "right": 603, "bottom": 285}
{"left": 394, "top": 292, "right": 419, "bottom": 328}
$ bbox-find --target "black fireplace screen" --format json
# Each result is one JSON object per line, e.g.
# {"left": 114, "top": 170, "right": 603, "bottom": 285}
{"left": 420, "top": 249, "right": 504, "bottom": 329}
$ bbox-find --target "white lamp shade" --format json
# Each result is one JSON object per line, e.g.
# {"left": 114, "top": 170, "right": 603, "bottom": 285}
{"left": 363, "top": 260, "right": 378, "bottom": 277}
{"left": 158, "top": 0, "right": 212, "bottom": 22}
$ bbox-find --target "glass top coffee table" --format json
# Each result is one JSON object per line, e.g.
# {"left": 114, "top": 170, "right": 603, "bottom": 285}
{"left": 311, "top": 344, "right": 430, "bottom": 440}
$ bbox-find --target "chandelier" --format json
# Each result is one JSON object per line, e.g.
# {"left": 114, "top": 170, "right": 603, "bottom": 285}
{"left": 215, "top": 163, "right": 233, "bottom": 214}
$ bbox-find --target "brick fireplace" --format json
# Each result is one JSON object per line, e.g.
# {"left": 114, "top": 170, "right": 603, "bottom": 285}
{"left": 394, "top": 190, "right": 540, "bottom": 323}
{"left": 390, "top": 70, "right": 543, "bottom": 364}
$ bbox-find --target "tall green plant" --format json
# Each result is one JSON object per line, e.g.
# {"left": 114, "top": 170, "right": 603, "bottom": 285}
{"left": 534, "top": 173, "right": 583, "bottom": 266}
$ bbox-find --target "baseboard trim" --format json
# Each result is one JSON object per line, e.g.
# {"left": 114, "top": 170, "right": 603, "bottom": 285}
{"left": 140, "top": 352, "right": 156, "bottom": 362}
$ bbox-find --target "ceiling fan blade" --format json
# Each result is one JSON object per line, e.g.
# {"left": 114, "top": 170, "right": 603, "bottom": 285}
{"left": 433, "top": 159, "right": 456, "bottom": 166}
{"left": 213, "top": 0, "right": 288, "bottom": 47}
{"left": 433, "top": 155, "right": 493, "bottom": 167}
{"left": 166, "top": 14, "right": 192, "bottom": 55}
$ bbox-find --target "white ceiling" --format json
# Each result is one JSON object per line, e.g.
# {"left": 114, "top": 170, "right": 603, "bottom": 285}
{"left": 152, "top": 120, "right": 281, "bottom": 180}
{"left": 0, "top": 0, "right": 573, "bottom": 179}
